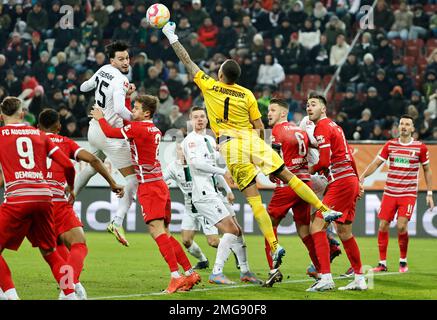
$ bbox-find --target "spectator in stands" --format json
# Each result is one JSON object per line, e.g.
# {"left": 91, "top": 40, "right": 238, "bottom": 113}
{"left": 0, "top": 54, "right": 7, "bottom": 81}
{"left": 409, "top": 90, "right": 427, "bottom": 113}
{"left": 425, "top": 48, "right": 437, "bottom": 75}
{"left": 187, "top": 0, "right": 210, "bottom": 31}
{"left": 339, "top": 87, "right": 361, "bottom": 120}
{"left": 387, "top": 86, "right": 408, "bottom": 126}
{"left": 426, "top": 90, "right": 437, "bottom": 119}
{"left": 144, "top": 66, "right": 163, "bottom": 96}
{"left": 289, "top": 1, "right": 308, "bottom": 32}
{"left": 240, "top": 55, "right": 259, "bottom": 90}
{"left": 28, "top": 85, "right": 47, "bottom": 122}
{"left": 215, "top": 16, "right": 238, "bottom": 57}
{"left": 43, "top": 66, "right": 62, "bottom": 99}
{"left": 166, "top": 66, "right": 185, "bottom": 99}
{"left": 354, "top": 32, "right": 376, "bottom": 61}
{"left": 312, "top": 1, "right": 329, "bottom": 33}
{"left": 373, "top": 35, "right": 393, "bottom": 67}
{"left": 168, "top": 105, "right": 188, "bottom": 135}
{"left": 229, "top": 0, "right": 247, "bottom": 27}
{"left": 257, "top": 86, "right": 272, "bottom": 126}
{"left": 369, "top": 123, "right": 387, "bottom": 140}
{"left": 26, "top": 2, "right": 48, "bottom": 34}
{"left": 430, "top": 13, "right": 437, "bottom": 38}
{"left": 185, "top": 33, "right": 208, "bottom": 65}
{"left": 49, "top": 89, "right": 66, "bottom": 110}
{"left": 107, "top": 0, "right": 126, "bottom": 39}
{"left": 339, "top": 53, "right": 360, "bottom": 92}
{"left": 282, "top": 89, "right": 301, "bottom": 118}
{"left": 144, "top": 32, "right": 164, "bottom": 62}
{"left": 177, "top": 17, "right": 194, "bottom": 47}
{"left": 268, "top": 1, "right": 285, "bottom": 36}
{"left": 385, "top": 55, "right": 403, "bottom": 83}
{"left": 335, "top": 112, "right": 354, "bottom": 140}
{"left": 359, "top": 53, "right": 379, "bottom": 92}
{"left": 426, "top": 127, "right": 437, "bottom": 141}
{"left": 112, "top": 20, "right": 134, "bottom": 44}
{"left": 67, "top": 89, "right": 87, "bottom": 123}
{"left": 27, "top": 31, "right": 47, "bottom": 65}
{"left": 330, "top": 33, "right": 350, "bottom": 67}
{"left": 170, "top": 1, "right": 186, "bottom": 26}
{"left": 132, "top": 52, "right": 152, "bottom": 89}
{"left": 309, "top": 33, "right": 331, "bottom": 76}
{"left": 31, "top": 51, "right": 51, "bottom": 83}
{"left": 388, "top": 1, "right": 413, "bottom": 40}
{"left": 256, "top": 53, "right": 286, "bottom": 90}
{"left": 276, "top": 13, "right": 293, "bottom": 42}
{"left": 64, "top": 117, "right": 82, "bottom": 138}
{"left": 250, "top": 0, "right": 270, "bottom": 32}
{"left": 298, "top": 18, "right": 321, "bottom": 51}
{"left": 231, "top": 15, "right": 257, "bottom": 58}
{"left": 409, "top": 3, "right": 429, "bottom": 40}
{"left": 353, "top": 108, "right": 374, "bottom": 140}
{"left": 153, "top": 111, "right": 171, "bottom": 135}
{"left": 373, "top": 0, "right": 395, "bottom": 33}
{"left": 81, "top": 14, "right": 102, "bottom": 48}
{"left": 84, "top": 38, "right": 105, "bottom": 72}
{"left": 210, "top": 1, "right": 227, "bottom": 28}
{"left": 65, "top": 39, "right": 86, "bottom": 73}
{"left": 92, "top": 0, "right": 109, "bottom": 32}
{"left": 5, "top": 32, "right": 24, "bottom": 63}
{"left": 422, "top": 70, "right": 437, "bottom": 100}
{"left": 0, "top": 86, "right": 7, "bottom": 103}
{"left": 417, "top": 109, "right": 435, "bottom": 139}
{"left": 175, "top": 87, "right": 193, "bottom": 114}
{"left": 406, "top": 104, "right": 421, "bottom": 127}
{"left": 325, "top": 15, "right": 346, "bottom": 49}
{"left": 21, "top": 75, "right": 40, "bottom": 99}
{"left": 47, "top": 1, "right": 62, "bottom": 37}
{"left": 0, "top": 4, "right": 11, "bottom": 45}
{"left": 392, "top": 67, "right": 414, "bottom": 98}
{"left": 157, "top": 84, "right": 175, "bottom": 117}
{"left": 198, "top": 17, "right": 219, "bottom": 57}
{"left": 13, "top": 55, "right": 30, "bottom": 82}
{"left": 2, "top": 69, "right": 21, "bottom": 97}
{"left": 251, "top": 33, "right": 266, "bottom": 61}
{"left": 364, "top": 86, "right": 384, "bottom": 121}
{"left": 282, "top": 32, "right": 309, "bottom": 76}
{"left": 55, "top": 51, "right": 72, "bottom": 81}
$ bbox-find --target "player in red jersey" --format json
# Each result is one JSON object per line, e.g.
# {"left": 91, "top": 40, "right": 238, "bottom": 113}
{"left": 37, "top": 108, "right": 124, "bottom": 299}
{"left": 305, "top": 92, "right": 367, "bottom": 292}
{"left": 90, "top": 95, "right": 201, "bottom": 294}
{"left": 0, "top": 97, "right": 77, "bottom": 300}
{"left": 360, "top": 115, "right": 433, "bottom": 273}
{"left": 263, "top": 99, "right": 320, "bottom": 287}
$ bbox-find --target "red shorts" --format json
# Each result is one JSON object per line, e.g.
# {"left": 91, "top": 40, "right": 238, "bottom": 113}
{"left": 54, "top": 201, "right": 83, "bottom": 238}
{"left": 0, "top": 201, "right": 56, "bottom": 251}
{"left": 267, "top": 182, "right": 311, "bottom": 226}
{"left": 138, "top": 180, "right": 171, "bottom": 225}
{"left": 378, "top": 194, "right": 416, "bottom": 222}
{"left": 316, "top": 176, "right": 359, "bottom": 224}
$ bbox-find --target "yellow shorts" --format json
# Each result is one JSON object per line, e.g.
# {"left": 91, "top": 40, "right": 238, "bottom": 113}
{"left": 219, "top": 134, "right": 284, "bottom": 190}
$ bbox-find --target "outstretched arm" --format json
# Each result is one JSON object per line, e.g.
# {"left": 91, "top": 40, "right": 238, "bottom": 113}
{"left": 163, "top": 22, "right": 200, "bottom": 78}
{"left": 90, "top": 106, "right": 125, "bottom": 139}
{"left": 360, "top": 157, "right": 384, "bottom": 182}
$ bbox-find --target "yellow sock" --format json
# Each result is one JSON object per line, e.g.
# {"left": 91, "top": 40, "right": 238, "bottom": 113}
{"left": 247, "top": 195, "right": 278, "bottom": 252}
{"left": 288, "top": 176, "right": 328, "bottom": 212}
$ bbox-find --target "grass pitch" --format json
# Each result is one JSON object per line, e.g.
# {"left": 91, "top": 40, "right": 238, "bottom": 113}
{"left": 3, "top": 232, "right": 437, "bottom": 300}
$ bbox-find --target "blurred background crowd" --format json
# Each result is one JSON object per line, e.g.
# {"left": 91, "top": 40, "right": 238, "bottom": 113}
{"left": 0, "top": 0, "right": 437, "bottom": 141}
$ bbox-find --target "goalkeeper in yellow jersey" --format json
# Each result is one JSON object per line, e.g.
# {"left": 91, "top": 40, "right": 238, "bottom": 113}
{"left": 162, "top": 21, "right": 342, "bottom": 275}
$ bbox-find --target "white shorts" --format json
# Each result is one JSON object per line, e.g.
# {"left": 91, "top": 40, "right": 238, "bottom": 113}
{"left": 181, "top": 204, "right": 218, "bottom": 236}
{"left": 88, "top": 120, "right": 132, "bottom": 169}
{"left": 193, "top": 195, "right": 232, "bottom": 227}
{"left": 310, "top": 174, "right": 328, "bottom": 199}
{"left": 218, "top": 192, "right": 236, "bottom": 217}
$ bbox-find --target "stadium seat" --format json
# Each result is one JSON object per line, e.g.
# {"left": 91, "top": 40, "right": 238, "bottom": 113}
{"left": 424, "top": 4, "right": 437, "bottom": 14}
{"left": 303, "top": 74, "right": 321, "bottom": 85}
{"left": 402, "top": 56, "right": 416, "bottom": 74}
{"left": 426, "top": 39, "right": 437, "bottom": 56}
{"left": 406, "top": 39, "right": 424, "bottom": 48}
{"left": 405, "top": 45, "right": 421, "bottom": 58}
{"left": 390, "top": 39, "right": 404, "bottom": 55}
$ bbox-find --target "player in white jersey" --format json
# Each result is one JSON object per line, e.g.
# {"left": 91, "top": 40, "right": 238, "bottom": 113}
{"left": 182, "top": 107, "right": 262, "bottom": 285}
{"left": 76, "top": 41, "right": 138, "bottom": 246}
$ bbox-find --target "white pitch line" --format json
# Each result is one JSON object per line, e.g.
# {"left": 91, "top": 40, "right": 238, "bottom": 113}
{"left": 89, "top": 272, "right": 401, "bottom": 300}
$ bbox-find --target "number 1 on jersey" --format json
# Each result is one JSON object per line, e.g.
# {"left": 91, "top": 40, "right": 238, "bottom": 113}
{"left": 224, "top": 97, "right": 230, "bottom": 121}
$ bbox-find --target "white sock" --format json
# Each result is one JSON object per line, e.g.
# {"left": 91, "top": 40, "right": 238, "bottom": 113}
{"left": 355, "top": 273, "right": 365, "bottom": 281}
{"left": 74, "top": 165, "right": 97, "bottom": 195}
{"left": 212, "top": 233, "right": 236, "bottom": 275}
{"left": 399, "top": 258, "right": 407, "bottom": 263}
{"left": 171, "top": 271, "right": 181, "bottom": 278}
{"left": 379, "top": 260, "right": 387, "bottom": 266}
{"left": 0, "top": 288, "right": 7, "bottom": 300}
{"left": 321, "top": 273, "right": 333, "bottom": 282}
{"left": 184, "top": 269, "right": 194, "bottom": 276}
{"left": 5, "top": 288, "right": 20, "bottom": 300}
{"left": 187, "top": 241, "right": 207, "bottom": 262}
{"left": 230, "top": 235, "right": 249, "bottom": 273}
{"left": 113, "top": 174, "right": 138, "bottom": 227}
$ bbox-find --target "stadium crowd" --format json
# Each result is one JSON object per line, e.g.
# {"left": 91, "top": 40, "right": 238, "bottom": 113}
{"left": 0, "top": 0, "right": 437, "bottom": 140}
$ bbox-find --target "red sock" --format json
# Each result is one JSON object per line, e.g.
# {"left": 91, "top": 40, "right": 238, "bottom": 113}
{"left": 302, "top": 235, "right": 320, "bottom": 272}
{"left": 312, "top": 231, "right": 330, "bottom": 274}
{"left": 398, "top": 232, "right": 409, "bottom": 260}
{"left": 154, "top": 234, "right": 179, "bottom": 273}
{"left": 0, "top": 255, "right": 15, "bottom": 291}
{"left": 342, "top": 236, "right": 363, "bottom": 275}
{"left": 264, "top": 227, "right": 277, "bottom": 270}
{"left": 378, "top": 230, "right": 389, "bottom": 261}
{"left": 43, "top": 251, "right": 75, "bottom": 295}
{"left": 56, "top": 243, "right": 70, "bottom": 261}
{"left": 168, "top": 236, "right": 192, "bottom": 272}
{"left": 67, "top": 243, "right": 88, "bottom": 283}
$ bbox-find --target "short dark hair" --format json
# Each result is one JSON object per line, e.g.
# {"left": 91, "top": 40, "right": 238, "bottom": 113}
{"left": 0, "top": 96, "right": 22, "bottom": 116}
{"left": 39, "top": 108, "right": 60, "bottom": 129}
{"left": 307, "top": 91, "right": 327, "bottom": 106}
{"left": 136, "top": 95, "right": 158, "bottom": 117}
{"left": 270, "top": 98, "right": 288, "bottom": 109}
{"left": 190, "top": 106, "right": 206, "bottom": 116}
{"left": 105, "top": 41, "right": 129, "bottom": 59}
{"left": 221, "top": 60, "right": 241, "bottom": 84}
{"left": 400, "top": 114, "right": 414, "bottom": 122}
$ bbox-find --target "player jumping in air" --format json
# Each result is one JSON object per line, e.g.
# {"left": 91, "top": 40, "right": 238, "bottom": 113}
{"left": 162, "top": 21, "right": 342, "bottom": 271}
{"left": 360, "top": 115, "right": 434, "bottom": 273}
{"left": 91, "top": 95, "right": 201, "bottom": 294}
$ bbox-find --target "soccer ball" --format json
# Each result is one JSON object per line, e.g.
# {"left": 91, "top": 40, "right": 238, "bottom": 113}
{"left": 146, "top": 3, "right": 170, "bottom": 28}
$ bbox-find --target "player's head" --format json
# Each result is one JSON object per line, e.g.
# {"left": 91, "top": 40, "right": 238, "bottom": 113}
{"left": 399, "top": 114, "right": 414, "bottom": 138}
{"left": 133, "top": 95, "right": 158, "bottom": 120}
{"left": 190, "top": 106, "right": 208, "bottom": 132}
{"left": 105, "top": 41, "right": 130, "bottom": 74}
{"left": 38, "top": 108, "right": 61, "bottom": 133}
{"left": 306, "top": 92, "right": 327, "bottom": 123}
{"left": 218, "top": 59, "right": 241, "bottom": 85}
{"left": 268, "top": 98, "right": 289, "bottom": 127}
{"left": 0, "top": 96, "right": 24, "bottom": 122}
